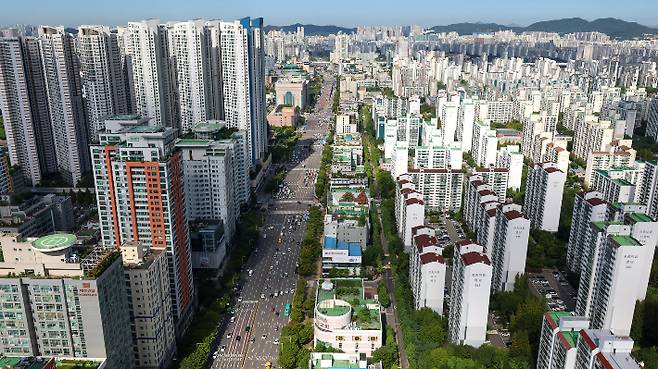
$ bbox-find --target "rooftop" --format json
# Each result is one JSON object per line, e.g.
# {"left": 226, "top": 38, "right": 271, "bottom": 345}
{"left": 323, "top": 236, "right": 362, "bottom": 257}
{"left": 627, "top": 212, "right": 653, "bottom": 223}
{"left": 176, "top": 138, "right": 212, "bottom": 146}
{"left": 316, "top": 278, "right": 381, "bottom": 330}
{"left": 31, "top": 233, "right": 77, "bottom": 252}
{"left": 610, "top": 235, "right": 641, "bottom": 247}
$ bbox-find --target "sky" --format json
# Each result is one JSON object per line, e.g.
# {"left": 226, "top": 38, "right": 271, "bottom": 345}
{"left": 2, "top": 0, "right": 658, "bottom": 28}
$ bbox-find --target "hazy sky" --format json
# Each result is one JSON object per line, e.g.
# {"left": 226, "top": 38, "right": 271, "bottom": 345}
{"left": 2, "top": 0, "right": 657, "bottom": 28}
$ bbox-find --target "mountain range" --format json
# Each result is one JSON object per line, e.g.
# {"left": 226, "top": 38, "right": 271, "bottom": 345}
{"left": 430, "top": 17, "right": 658, "bottom": 39}
{"left": 263, "top": 23, "right": 355, "bottom": 36}
{"left": 265, "top": 18, "right": 657, "bottom": 40}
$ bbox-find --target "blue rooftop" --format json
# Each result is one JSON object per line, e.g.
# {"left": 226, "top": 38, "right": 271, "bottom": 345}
{"left": 323, "top": 236, "right": 362, "bottom": 256}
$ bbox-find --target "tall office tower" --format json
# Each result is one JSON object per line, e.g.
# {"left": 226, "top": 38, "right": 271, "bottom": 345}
{"left": 90, "top": 116, "right": 194, "bottom": 333}
{"left": 448, "top": 241, "right": 492, "bottom": 347}
{"left": 565, "top": 192, "right": 607, "bottom": 274}
{"left": 574, "top": 330, "right": 643, "bottom": 369}
{"left": 0, "top": 234, "right": 134, "bottom": 368}
{"left": 524, "top": 162, "right": 566, "bottom": 232}
{"left": 169, "top": 21, "right": 216, "bottom": 132}
{"left": 491, "top": 203, "right": 530, "bottom": 292}
{"left": 39, "top": 26, "right": 90, "bottom": 186}
{"left": 122, "top": 242, "right": 176, "bottom": 369}
{"left": 0, "top": 32, "right": 57, "bottom": 185}
{"left": 638, "top": 160, "right": 658, "bottom": 220}
{"left": 78, "top": 25, "right": 130, "bottom": 141}
{"left": 536, "top": 312, "right": 589, "bottom": 369}
{"left": 218, "top": 18, "right": 267, "bottom": 169}
{"left": 125, "top": 19, "right": 177, "bottom": 129}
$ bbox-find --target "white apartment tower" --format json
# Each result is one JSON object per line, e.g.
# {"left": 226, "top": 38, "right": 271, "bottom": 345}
{"left": 78, "top": 25, "right": 130, "bottom": 141}
{"left": 449, "top": 241, "right": 492, "bottom": 347}
{"left": 565, "top": 191, "right": 607, "bottom": 274}
{"left": 39, "top": 26, "right": 90, "bottom": 186}
{"left": 125, "top": 19, "right": 177, "bottom": 129}
{"left": 169, "top": 21, "right": 216, "bottom": 133}
{"left": 218, "top": 18, "right": 267, "bottom": 168}
{"left": 491, "top": 203, "right": 530, "bottom": 292}
{"left": 524, "top": 162, "right": 566, "bottom": 232}
{"left": 0, "top": 32, "right": 57, "bottom": 185}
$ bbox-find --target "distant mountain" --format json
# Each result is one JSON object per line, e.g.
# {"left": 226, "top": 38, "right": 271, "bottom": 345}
{"left": 431, "top": 22, "right": 521, "bottom": 35}
{"left": 431, "top": 17, "right": 658, "bottom": 39}
{"left": 264, "top": 23, "right": 355, "bottom": 36}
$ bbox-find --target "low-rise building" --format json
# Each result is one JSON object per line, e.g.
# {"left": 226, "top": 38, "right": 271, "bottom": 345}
{"left": 313, "top": 279, "right": 382, "bottom": 357}
{"left": 322, "top": 236, "right": 362, "bottom": 276}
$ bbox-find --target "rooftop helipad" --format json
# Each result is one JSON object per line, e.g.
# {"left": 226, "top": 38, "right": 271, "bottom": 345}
{"left": 32, "top": 234, "right": 77, "bottom": 252}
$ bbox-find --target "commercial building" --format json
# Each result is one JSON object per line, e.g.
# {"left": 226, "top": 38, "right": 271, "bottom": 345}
{"left": 536, "top": 312, "right": 589, "bottom": 369}
{"left": 322, "top": 236, "right": 362, "bottom": 276}
{"left": 324, "top": 213, "right": 368, "bottom": 250}
{"left": 122, "top": 241, "right": 176, "bottom": 368}
{"left": 448, "top": 241, "right": 492, "bottom": 347}
{"left": 524, "top": 162, "right": 566, "bottom": 232}
{"left": 275, "top": 77, "right": 309, "bottom": 111}
{"left": 313, "top": 279, "right": 382, "bottom": 357}
{"left": 90, "top": 116, "right": 194, "bottom": 334}
{"left": 0, "top": 233, "right": 133, "bottom": 368}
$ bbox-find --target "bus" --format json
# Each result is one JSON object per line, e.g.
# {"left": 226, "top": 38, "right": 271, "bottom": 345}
{"left": 284, "top": 303, "right": 291, "bottom": 317}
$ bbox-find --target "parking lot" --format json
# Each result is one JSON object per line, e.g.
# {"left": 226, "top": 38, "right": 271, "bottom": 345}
{"left": 528, "top": 269, "right": 577, "bottom": 312}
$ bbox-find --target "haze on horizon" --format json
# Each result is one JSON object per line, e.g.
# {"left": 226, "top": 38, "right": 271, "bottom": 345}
{"left": 1, "top": 0, "right": 657, "bottom": 28}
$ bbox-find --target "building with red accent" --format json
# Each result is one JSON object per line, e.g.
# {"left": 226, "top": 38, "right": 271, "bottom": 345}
{"left": 90, "top": 115, "right": 195, "bottom": 335}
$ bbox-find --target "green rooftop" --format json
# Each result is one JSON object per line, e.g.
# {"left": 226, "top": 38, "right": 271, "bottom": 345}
{"left": 592, "top": 221, "right": 623, "bottom": 230}
{"left": 611, "top": 235, "right": 641, "bottom": 246}
{"left": 32, "top": 233, "right": 77, "bottom": 252}
{"left": 316, "top": 278, "right": 381, "bottom": 330}
{"left": 628, "top": 212, "right": 653, "bottom": 222}
{"left": 561, "top": 331, "right": 579, "bottom": 348}
{"left": 176, "top": 139, "right": 212, "bottom": 146}
{"left": 0, "top": 357, "right": 22, "bottom": 367}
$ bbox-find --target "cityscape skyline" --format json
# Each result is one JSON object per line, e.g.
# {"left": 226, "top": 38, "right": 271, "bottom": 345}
{"left": 2, "top": 0, "right": 658, "bottom": 28}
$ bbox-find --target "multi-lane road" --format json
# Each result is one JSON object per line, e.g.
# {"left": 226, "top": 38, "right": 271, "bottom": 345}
{"left": 211, "top": 73, "right": 334, "bottom": 369}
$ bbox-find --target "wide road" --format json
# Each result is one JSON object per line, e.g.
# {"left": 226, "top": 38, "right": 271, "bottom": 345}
{"left": 211, "top": 72, "right": 334, "bottom": 369}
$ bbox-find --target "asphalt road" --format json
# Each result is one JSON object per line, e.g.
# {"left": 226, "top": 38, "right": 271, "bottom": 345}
{"left": 211, "top": 72, "right": 334, "bottom": 369}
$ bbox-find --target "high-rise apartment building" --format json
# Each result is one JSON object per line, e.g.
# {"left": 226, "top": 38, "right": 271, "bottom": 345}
{"left": 491, "top": 203, "right": 530, "bottom": 292}
{"left": 574, "top": 330, "right": 643, "bottom": 369}
{"left": 78, "top": 25, "right": 130, "bottom": 141}
{"left": 524, "top": 162, "right": 566, "bottom": 232}
{"left": 125, "top": 19, "right": 177, "bottom": 129}
{"left": 169, "top": 21, "right": 216, "bottom": 133}
{"left": 0, "top": 31, "right": 57, "bottom": 185}
{"left": 536, "top": 312, "right": 589, "bottom": 369}
{"left": 90, "top": 115, "right": 194, "bottom": 333}
{"left": 566, "top": 192, "right": 608, "bottom": 274}
{"left": 448, "top": 241, "right": 492, "bottom": 347}
{"left": 39, "top": 26, "right": 90, "bottom": 186}
{"left": 638, "top": 160, "right": 658, "bottom": 220}
{"left": 218, "top": 18, "right": 267, "bottom": 169}
{"left": 409, "top": 227, "right": 446, "bottom": 315}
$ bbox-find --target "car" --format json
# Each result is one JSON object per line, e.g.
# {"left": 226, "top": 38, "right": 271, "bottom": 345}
{"left": 236, "top": 335, "right": 241, "bottom": 341}
{"left": 274, "top": 292, "right": 279, "bottom": 297}
{"left": 250, "top": 337, "right": 256, "bottom": 343}
{"left": 230, "top": 316, "right": 235, "bottom": 322}
{"left": 220, "top": 345, "right": 226, "bottom": 352}
{"left": 273, "top": 339, "right": 279, "bottom": 345}
{"left": 245, "top": 326, "right": 251, "bottom": 332}
{"left": 227, "top": 332, "right": 232, "bottom": 339}
{"left": 261, "top": 294, "right": 265, "bottom": 299}
{"left": 262, "top": 334, "right": 267, "bottom": 339}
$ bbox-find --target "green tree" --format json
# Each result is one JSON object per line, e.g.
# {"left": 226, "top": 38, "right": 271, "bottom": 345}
{"left": 378, "top": 282, "right": 391, "bottom": 307}
{"left": 509, "top": 330, "right": 532, "bottom": 364}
